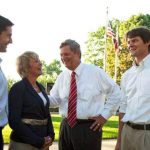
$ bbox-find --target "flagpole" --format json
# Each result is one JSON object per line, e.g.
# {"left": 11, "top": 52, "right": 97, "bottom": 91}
{"left": 104, "top": 7, "right": 108, "bottom": 71}
{"left": 114, "top": 25, "right": 119, "bottom": 82}
{"left": 114, "top": 51, "right": 118, "bottom": 82}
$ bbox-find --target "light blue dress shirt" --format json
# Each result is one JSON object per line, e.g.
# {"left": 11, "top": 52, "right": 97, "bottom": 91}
{"left": 0, "top": 58, "right": 8, "bottom": 127}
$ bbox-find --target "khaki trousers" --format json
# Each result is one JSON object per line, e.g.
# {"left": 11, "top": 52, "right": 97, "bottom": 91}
{"left": 121, "top": 124, "right": 150, "bottom": 150}
{"left": 8, "top": 140, "right": 49, "bottom": 150}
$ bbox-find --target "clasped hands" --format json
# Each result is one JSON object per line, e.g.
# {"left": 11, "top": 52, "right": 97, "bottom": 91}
{"left": 43, "top": 136, "right": 53, "bottom": 150}
{"left": 89, "top": 115, "right": 107, "bottom": 131}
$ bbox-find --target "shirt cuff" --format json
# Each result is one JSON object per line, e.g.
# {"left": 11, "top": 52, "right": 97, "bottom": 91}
{"left": 119, "top": 107, "right": 126, "bottom": 113}
{"left": 101, "top": 111, "right": 112, "bottom": 120}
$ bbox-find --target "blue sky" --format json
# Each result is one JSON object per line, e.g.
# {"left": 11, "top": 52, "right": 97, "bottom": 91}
{"left": 0, "top": 0, "right": 150, "bottom": 79}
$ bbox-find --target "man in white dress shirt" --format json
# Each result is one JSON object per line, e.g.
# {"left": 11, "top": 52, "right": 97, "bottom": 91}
{"left": 115, "top": 27, "right": 150, "bottom": 150}
{"left": 49, "top": 39, "right": 121, "bottom": 150}
{"left": 0, "top": 15, "right": 14, "bottom": 150}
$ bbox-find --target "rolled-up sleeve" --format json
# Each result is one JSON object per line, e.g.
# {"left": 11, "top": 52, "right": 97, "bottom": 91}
{"left": 98, "top": 69, "right": 121, "bottom": 119}
{"left": 119, "top": 75, "right": 127, "bottom": 113}
{"left": 49, "top": 76, "right": 61, "bottom": 107}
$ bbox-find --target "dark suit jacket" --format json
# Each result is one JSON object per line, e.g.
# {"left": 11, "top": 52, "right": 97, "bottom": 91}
{"left": 8, "top": 78, "right": 55, "bottom": 148}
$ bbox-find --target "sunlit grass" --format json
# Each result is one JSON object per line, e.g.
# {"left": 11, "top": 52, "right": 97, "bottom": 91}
{"left": 3, "top": 114, "right": 118, "bottom": 143}
{"left": 103, "top": 116, "right": 118, "bottom": 139}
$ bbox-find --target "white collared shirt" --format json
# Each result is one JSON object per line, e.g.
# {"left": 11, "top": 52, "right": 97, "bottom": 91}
{"left": 120, "top": 54, "right": 150, "bottom": 124}
{"left": 49, "top": 63, "right": 121, "bottom": 119}
{"left": 38, "top": 92, "right": 47, "bottom": 106}
{"left": 0, "top": 58, "right": 8, "bottom": 126}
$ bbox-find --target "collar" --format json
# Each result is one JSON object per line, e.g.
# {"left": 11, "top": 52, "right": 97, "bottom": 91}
{"left": 67, "top": 62, "right": 84, "bottom": 77}
{"left": 133, "top": 54, "right": 150, "bottom": 68}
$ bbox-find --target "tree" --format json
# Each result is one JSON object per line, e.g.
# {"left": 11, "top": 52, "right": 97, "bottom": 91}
{"left": 38, "top": 59, "right": 62, "bottom": 87}
{"left": 83, "top": 27, "right": 105, "bottom": 67}
{"left": 83, "top": 13, "right": 150, "bottom": 84}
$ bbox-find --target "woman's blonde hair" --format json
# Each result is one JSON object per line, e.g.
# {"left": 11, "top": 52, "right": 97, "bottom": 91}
{"left": 16, "top": 51, "right": 39, "bottom": 78}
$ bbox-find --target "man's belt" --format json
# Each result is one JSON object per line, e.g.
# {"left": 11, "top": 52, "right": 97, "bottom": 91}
{"left": 22, "top": 118, "right": 48, "bottom": 126}
{"left": 77, "top": 119, "right": 94, "bottom": 124}
{"left": 63, "top": 117, "right": 94, "bottom": 124}
{"left": 126, "top": 121, "right": 150, "bottom": 130}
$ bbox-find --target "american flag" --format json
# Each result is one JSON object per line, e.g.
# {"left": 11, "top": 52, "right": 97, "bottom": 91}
{"left": 107, "top": 26, "right": 115, "bottom": 37}
{"left": 107, "top": 22, "right": 119, "bottom": 52}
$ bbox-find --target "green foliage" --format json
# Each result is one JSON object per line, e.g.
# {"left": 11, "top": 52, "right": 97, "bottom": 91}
{"left": 46, "top": 59, "right": 62, "bottom": 75}
{"left": 83, "top": 27, "right": 105, "bottom": 67}
{"left": 84, "top": 13, "right": 150, "bottom": 84}
{"left": 3, "top": 115, "right": 118, "bottom": 143}
{"left": 38, "top": 59, "right": 62, "bottom": 87}
{"left": 7, "top": 77, "right": 17, "bottom": 91}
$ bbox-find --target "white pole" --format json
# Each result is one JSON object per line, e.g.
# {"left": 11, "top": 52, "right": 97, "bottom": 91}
{"left": 114, "top": 25, "right": 119, "bottom": 82}
{"left": 104, "top": 6, "right": 109, "bottom": 71}
{"left": 114, "top": 51, "right": 118, "bottom": 82}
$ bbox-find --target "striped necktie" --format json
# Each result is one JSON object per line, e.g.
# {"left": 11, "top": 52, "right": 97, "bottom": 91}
{"left": 67, "top": 71, "right": 77, "bottom": 128}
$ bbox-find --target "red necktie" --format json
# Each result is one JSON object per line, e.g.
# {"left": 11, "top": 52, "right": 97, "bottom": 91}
{"left": 67, "top": 71, "right": 77, "bottom": 128}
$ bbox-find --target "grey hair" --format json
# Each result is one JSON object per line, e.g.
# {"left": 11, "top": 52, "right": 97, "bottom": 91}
{"left": 60, "top": 39, "right": 81, "bottom": 58}
{"left": 16, "top": 51, "right": 39, "bottom": 78}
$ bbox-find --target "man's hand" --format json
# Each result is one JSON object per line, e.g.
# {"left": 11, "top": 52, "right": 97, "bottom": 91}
{"left": 43, "top": 136, "right": 53, "bottom": 150}
{"left": 89, "top": 115, "right": 107, "bottom": 131}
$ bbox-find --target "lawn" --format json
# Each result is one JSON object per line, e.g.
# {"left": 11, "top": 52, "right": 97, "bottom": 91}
{"left": 3, "top": 114, "right": 118, "bottom": 143}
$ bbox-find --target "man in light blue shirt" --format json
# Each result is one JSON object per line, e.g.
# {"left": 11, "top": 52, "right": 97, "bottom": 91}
{"left": 0, "top": 15, "right": 14, "bottom": 150}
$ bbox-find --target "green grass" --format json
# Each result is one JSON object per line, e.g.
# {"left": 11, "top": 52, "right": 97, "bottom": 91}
{"left": 3, "top": 114, "right": 118, "bottom": 143}
{"left": 103, "top": 116, "right": 119, "bottom": 139}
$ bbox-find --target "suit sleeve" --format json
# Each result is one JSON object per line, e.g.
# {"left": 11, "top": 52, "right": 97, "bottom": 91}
{"left": 47, "top": 113, "right": 55, "bottom": 140}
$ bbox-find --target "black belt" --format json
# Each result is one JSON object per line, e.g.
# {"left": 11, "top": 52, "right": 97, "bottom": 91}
{"left": 126, "top": 121, "right": 150, "bottom": 130}
{"left": 77, "top": 119, "right": 94, "bottom": 124}
{"left": 63, "top": 118, "right": 94, "bottom": 124}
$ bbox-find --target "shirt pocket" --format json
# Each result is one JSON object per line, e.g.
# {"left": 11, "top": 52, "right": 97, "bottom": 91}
{"left": 140, "top": 75, "right": 150, "bottom": 95}
{"left": 138, "top": 69, "right": 150, "bottom": 95}
{"left": 78, "top": 84, "right": 101, "bottom": 101}
{"left": 59, "top": 82, "right": 70, "bottom": 101}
